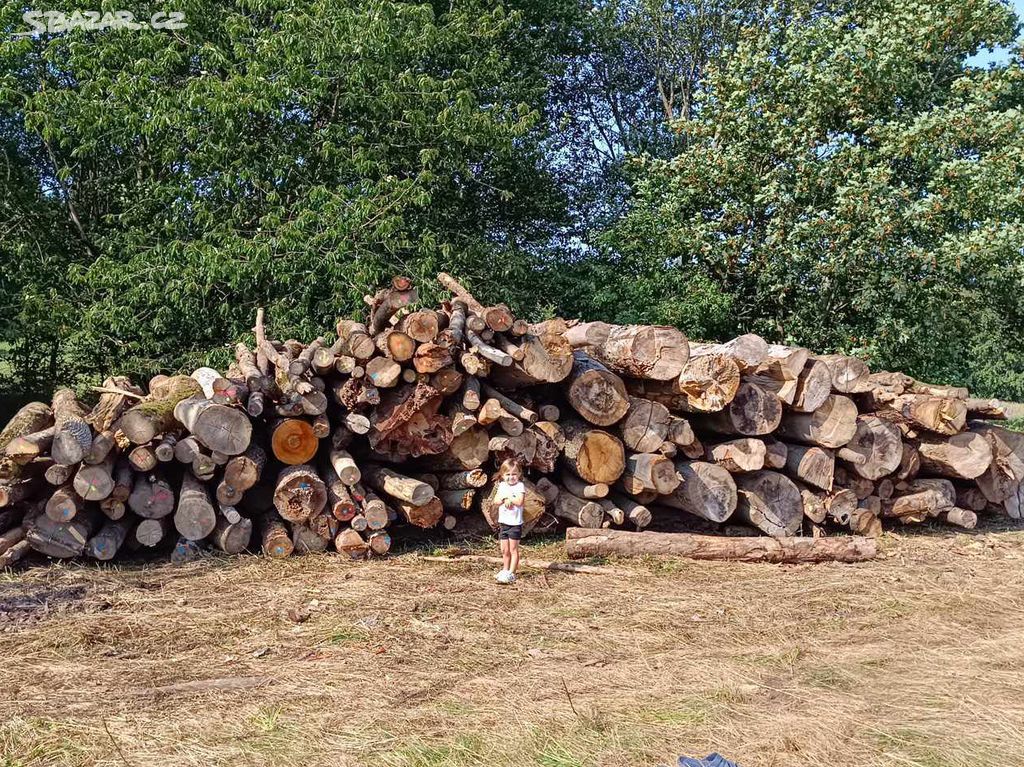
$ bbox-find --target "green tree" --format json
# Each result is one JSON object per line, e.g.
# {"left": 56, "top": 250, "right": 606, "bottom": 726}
{"left": 599, "top": 0, "right": 1024, "bottom": 397}
{"left": 0, "top": 0, "right": 577, "bottom": 389}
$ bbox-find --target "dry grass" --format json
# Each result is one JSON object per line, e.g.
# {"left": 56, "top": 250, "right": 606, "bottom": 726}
{"left": 3, "top": 525, "right": 1024, "bottom": 767}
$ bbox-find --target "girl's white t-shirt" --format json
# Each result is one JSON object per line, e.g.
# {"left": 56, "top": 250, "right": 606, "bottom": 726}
{"left": 495, "top": 480, "right": 525, "bottom": 526}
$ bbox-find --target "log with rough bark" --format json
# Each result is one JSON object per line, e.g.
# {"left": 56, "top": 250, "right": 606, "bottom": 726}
{"left": 733, "top": 471, "right": 803, "bottom": 537}
{"left": 212, "top": 516, "right": 253, "bottom": 554}
{"left": 862, "top": 390, "right": 967, "bottom": 436}
{"left": 364, "top": 466, "right": 435, "bottom": 505}
{"left": 119, "top": 376, "right": 203, "bottom": 445}
{"left": 261, "top": 514, "right": 295, "bottom": 558}
{"left": 174, "top": 473, "right": 217, "bottom": 541}
{"left": 335, "top": 527, "right": 369, "bottom": 559}
{"left": 551, "top": 488, "right": 605, "bottom": 528}
{"left": 217, "top": 445, "right": 267, "bottom": 505}
{"left": 565, "top": 528, "right": 877, "bottom": 562}
{"left": 86, "top": 519, "right": 132, "bottom": 561}
{"left": 0, "top": 402, "right": 53, "bottom": 452}
{"left": 51, "top": 389, "right": 93, "bottom": 465}
{"left": 27, "top": 509, "right": 99, "bottom": 558}
{"left": 3, "top": 426, "right": 55, "bottom": 466}
{"left": 659, "top": 461, "right": 737, "bottom": 523}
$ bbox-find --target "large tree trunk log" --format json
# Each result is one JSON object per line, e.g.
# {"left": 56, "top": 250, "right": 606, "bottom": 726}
{"left": 776, "top": 395, "right": 858, "bottom": 448}
{"left": 835, "top": 415, "right": 903, "bottom": 480}
{"left": 691, "top": 335, "right": 769, "bottom": 372}
{"left": 862, "top": 391, "right": 967, "bottom": 436}
{"left": 565, "top": 528, "right": 876, "bottom": 562}
{"left": 567, "top": 322, "right": 689, "bottom": 381}
{"left": 175, "top": 473, "right": 217, "bottom": 540}
{"left": 564, "top": 352, "right": 629, "bottom": 426}
{"left": 617, "top": 397, "right": 671, "bottom": 453}
{"left": 692, "top": 381, "right": 782, "bottom": 436}
{"left": 914, "top": 432, "right": 993, "bottom": 480}
{"left": 3, "top": 426, "right": 55, "bottom": 466}
{"left": 791, "top": 358, "right": 833, "bottom": 413}
{"left": 119, "top": 376, "right": 203, "bottom": 444}
{"left": 173, "top": 396, "right": 252, "bottom": 456}
{"left": 0, "top": 402, "right": 53, "bottom": 452}
{"left": 676, "top": 350, "right": 742, "bottom": 412}
{"left": 704, "top": 438, "right": 767, "bottom": 473}
{"left": 364, "top": 466, "right": 435, "bottom": 505}
{"left": 883, "top": 479, "right": 955, "bottom": 519}
{"left": 274, "top": 465, "right": 328, "bottom": 524}
{"left": 782, "top": 444, "right": 834, "bottom": 491}
{"left": 659, "top": 461, "right": 737, "bottom": 522}
{"left": 51, "top": 388, "right": 93, "bottom": 465}
{"left": 733, "top": 471, "right": 803, "bottom": 537}
{"left": 814, "top": 354, "right": 871, "bottom": 394}
{"left": 27, "top": 510, "right": 99, "bottom": 558}
{"left": 561, "top": 418, "right": 626, "bottom": 484}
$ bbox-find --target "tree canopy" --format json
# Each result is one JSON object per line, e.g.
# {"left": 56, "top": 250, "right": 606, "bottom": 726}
{"left": 2, "top": 0, "right": 1023, "bottom": 399}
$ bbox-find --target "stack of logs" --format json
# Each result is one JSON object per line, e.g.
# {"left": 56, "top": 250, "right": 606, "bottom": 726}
{"left": 0, "top": 273, "right": 1020, "bottom": 567}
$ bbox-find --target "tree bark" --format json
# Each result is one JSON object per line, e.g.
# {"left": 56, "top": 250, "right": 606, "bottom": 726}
{"left": 51, "top": 388, "right": 93, "bottom": 465}
{"left": 175, "top": 473, "right": 217, "bottom": 540}
{"left": 565, "top": 528, "right": 876, "bottom": 562}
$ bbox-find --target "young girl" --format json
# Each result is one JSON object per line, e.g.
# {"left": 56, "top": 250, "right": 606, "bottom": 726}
{"left": 493, "top": 458, "right": 525, "bottom": 584}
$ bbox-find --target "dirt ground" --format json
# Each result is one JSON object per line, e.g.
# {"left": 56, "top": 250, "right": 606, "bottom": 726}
{"left": 2, "top": 525, "right": 1024, "bottom": 767}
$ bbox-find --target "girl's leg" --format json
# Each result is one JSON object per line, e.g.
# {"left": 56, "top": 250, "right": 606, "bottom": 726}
{"left": 509, "top": 538, "right": 520, "bottom": 574}
{"left": 500, "top": 538, "right": 511, "bottom": 572}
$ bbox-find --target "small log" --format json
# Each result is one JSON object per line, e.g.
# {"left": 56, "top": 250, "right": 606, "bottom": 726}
{"left": 365, "top": 357, "right": 403, "bottom": 388}
{"left": 488, "top": 319, "right": 573, "bottom": 388}
{"left": 175, "top": 473, "right": 217, "bottom": 541}
{"left": 129, "top": 444, "right": 158, "bottom": 472}
{"left": 705, "top": 438, "right": 767, "bottom": 473}
{"left": 274, "top": 465, "right": 328, "bottom": 524}
{"left": 368, "top": 530, "right": 392, "bottom": 556}
{"left": 565, "top": 528, "right": 876, "bottom": 562}
{"left": 119, "top": 376, "right": 202, "bottom": 445}
{"left": 85, "top": 518, "right": 131, "bottom": 560}
{"left": 413, "top": 343, "right": 454, "bottom": 375}
{"left": 337, "top": 320, "right": 376, "bottom": 360}
{"left": 129, "top": 474, "right": 176, "bottom": 519}
{"left": 620, "top": 452, "right": 681, "bottom": 495}
{"left": 3, "top": 426, "right": 55, "bottom": 465}
{"left": 376, "top": 329, "right": 416, "bottom": 362}
{"left": 83, "top": 430, "right": 116, "bottom": 465}
{"left": 395, "top": 497, "right": 444, "bottom": 528}
{"left": 0, "top": 402, "right": 53, "bottom": 452}
{"left": 44, "top": 462, "right": 76, "bottom": 486}
{"left": 45, "top": 485, "right": 83, "bottom": 522}
{"left": 814, "top": 354, "right": 871, "bottom": 394}
{"left": 398, "top": 309, "right": 440, "bottom": 342}
{"left": 561, "top": 471, "right": 609, "bottom": 499}
{"left": 439, "top": 488, "right": 475, "bottom": 512}
{"left": 212, "top": 516, "right": 252, "bottom": 554}
{"left": 942, "top": 507, "right": 977, "bottom": 529}
{"left": 135, "top": 517, "right": 170, "bottom": 548}
{"left": 329, "top": 450, "right": 361, "bottom": 485}
{"left": 552, "top": 489, "right": 605, "bottom": 528}
{"left": 73, "top": 455, "right": 115, "bottom": 501}
{"left": 154, "top": 434, "right": 178, "bottom": 462}
{"left": 271, "top": 419, "right": 318, "bottom": 465}
{"left": 364, "top": 466, "right": 435, "bottom": 505}
{"left": 335, "top": 527, "right": 369, "bottom": 559}
{"left": 261, "top": 514, "right": 294, "bottom": 558}
{"left": 217, "top": 445, "right": 267, "bottom": 505}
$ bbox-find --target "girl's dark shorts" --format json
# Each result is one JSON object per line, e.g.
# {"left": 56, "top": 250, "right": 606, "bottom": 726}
{"left": 498, "top": 524, "right": 523, "bottom": 540}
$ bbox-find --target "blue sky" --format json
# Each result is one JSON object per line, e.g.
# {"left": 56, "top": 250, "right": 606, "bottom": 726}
{"left": 967, "top": 0, "right": 1024, "bottom": 66}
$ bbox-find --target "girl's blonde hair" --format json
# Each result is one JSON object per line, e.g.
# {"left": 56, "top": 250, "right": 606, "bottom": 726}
{"left": 498, "top": 458, "right": 523, "bottom": 479}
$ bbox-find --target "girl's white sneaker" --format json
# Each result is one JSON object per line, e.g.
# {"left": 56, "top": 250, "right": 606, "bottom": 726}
{"left": 496, "top": 569, "right": 511, "bottom": 583}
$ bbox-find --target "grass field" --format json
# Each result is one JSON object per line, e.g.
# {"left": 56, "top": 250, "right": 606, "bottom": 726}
{"left": 3, "top": 526, "right": 1024, "bottom": 767}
